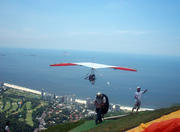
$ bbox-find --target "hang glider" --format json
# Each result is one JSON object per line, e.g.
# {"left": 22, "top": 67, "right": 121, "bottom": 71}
{"left": 50, "top": 62, "right": 137, "bottom": 72}
{"left": 50, "top": 62, "right": 137, "bottom": 85}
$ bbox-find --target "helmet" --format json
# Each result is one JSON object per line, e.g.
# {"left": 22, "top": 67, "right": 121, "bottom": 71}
{"left": 137, "top": 86, "right": 141, "bottom": 89}
{"left": 96, "top": 92, "right": 101, "bottom": 97}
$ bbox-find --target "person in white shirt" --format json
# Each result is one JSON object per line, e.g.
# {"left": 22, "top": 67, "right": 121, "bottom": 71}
{"left": 132, "top": 86, "right": 147, "bottom": 113}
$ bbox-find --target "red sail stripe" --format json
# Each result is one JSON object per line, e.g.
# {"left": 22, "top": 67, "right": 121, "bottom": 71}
{"left": 111, "top": 67, "right": 137, "bottom": 72}
{"left": 50, "top": 63, "right": 77, "bottom": 66}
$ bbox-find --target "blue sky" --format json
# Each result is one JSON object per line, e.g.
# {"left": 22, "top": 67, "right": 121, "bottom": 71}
{"left": 0, "top": 0, "right": 180, "bottom": 56}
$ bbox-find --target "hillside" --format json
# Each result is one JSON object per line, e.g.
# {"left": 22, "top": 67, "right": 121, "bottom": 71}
{"left": 44, "top": 105, "right": 180, "bottom": 132}
{"left": 0, "top": 88, "right": 47, "bottom": 132}
{"left": 1, "top": 86, "right": 97, "bottom": 132}
{"left": 1, "top": 87, "right": 180, "bottom": 132}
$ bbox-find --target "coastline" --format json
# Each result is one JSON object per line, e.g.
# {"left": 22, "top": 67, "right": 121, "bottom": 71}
{"left": 120, "top": 105, "right": 154, "bottom": 111}
{"left": 3, "top": 83, "right": 41, "bottom": 95}
{"left": 2, "top": 82, "right": 154, "bottom": 111}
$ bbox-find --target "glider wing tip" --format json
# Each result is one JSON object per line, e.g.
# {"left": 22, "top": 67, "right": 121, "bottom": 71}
{"left": 132, "top": 69, "right": 137, "bottom": 72}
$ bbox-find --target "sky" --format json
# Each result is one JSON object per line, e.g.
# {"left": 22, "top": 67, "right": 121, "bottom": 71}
{"left": 0, "top": 0, "right": 180, "bottom": 56}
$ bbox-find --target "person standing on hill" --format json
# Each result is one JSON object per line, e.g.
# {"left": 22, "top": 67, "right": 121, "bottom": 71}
{"left": 132, "top": 86, "right": 148, "bottom": 113}
{"left": 94, "top": 92, "right": 107, "bottom": 124}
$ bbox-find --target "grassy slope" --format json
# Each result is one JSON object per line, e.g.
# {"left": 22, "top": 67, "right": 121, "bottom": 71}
{"left": 86, "top": 105, "right": 180, "bottom": 132}
{"left": 70, "top": 120, "right": 111, "bottom": 132}
{"left": 44, "top": 105, "right": 180, "bottom": 132}
{"left": 42, "top": 120, "right": 85, "bottom": 132}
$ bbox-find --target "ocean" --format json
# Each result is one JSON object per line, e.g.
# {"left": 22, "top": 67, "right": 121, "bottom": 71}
{"left": 0, "top": 48, "right": 180, "bottom": 109}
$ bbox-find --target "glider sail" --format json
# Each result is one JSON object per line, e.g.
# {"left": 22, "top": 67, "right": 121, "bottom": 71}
{"left": 50, "top": 62, "right": 137, "bottom": 72}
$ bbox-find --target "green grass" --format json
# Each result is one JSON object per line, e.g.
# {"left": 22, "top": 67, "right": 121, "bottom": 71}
{"left": 105, "top": 111, "right": 127, "bottom": 118}
{"left": 0, "top": 100, "right": 2, "bottom": 111}
{"left": 86, "top": 105, "right": 180, "bottom": 132}
{"left": 9, "top": 102, "right": 18, "bottom": 112}
{"left": 0, "top": 88, "right": 49, "bottom": 131}
{"left": 42, "top": 120, "right": 85, "bottom": 132}
{"left": 26, "top": 102, "right": 34, "bottom": 126}
{"left": 10, "top": 98, "right": 21, "bottom": 102}
{"left": 19, "top": 118, "right": 24, "bottom": 122}
{"left": 17, "top": 102, "right": 25, "bottom": 113}
{"left": 4, "top": 101, "right": 11, "bottom": 111}
{"left": 5, "top": 88, "right": 41, "bottom": 99}
{"left": 25, "top": 101, "right": 48, "bottom": 127}
{"left": 17, "top": 102, "right": 27, "bottom": 122}
{"left": 44, "top": 105, "right": 180, "bottom": 132}
{"left": 70, "top": 120, "right": 111, "bottom": 132}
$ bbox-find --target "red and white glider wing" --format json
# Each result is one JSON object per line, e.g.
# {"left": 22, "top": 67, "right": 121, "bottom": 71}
{"left": 50, "top": 62, "right": 137, "bottom": 72}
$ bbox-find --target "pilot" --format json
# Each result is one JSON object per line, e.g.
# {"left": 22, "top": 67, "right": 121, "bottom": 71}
{"left": 94, "top": 92, "right": 106, "bottom": 124}
{"left": 89, "top": 74, "right": 96, "bottom": 85}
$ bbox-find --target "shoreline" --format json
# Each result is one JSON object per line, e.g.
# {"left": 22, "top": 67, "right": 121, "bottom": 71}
{"left": 3, "top": 83, "right": 41, "bottom": 95}
{"left": 2, "top": 82, "right": 155, "bottom": 111}
{"left": 120, "top": 105, "right": 154, "bottom": 111}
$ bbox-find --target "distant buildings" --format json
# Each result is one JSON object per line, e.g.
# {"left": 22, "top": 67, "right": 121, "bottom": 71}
{"left": 109, "top": 103, "right": 121, "bottom": 112}
{"left": 86, "top": 98, "right": 95, "bottom": 110}
{"left": 0, "top": 82, "right": 4, "bottom": 88}
{"left": 0, "top": 82, "right": 7, "bottom": 94}
{"left": 41, "top": 89, "right": 44, "bottom": 99}
{"left": 75, "top": 99, "right": 86, "bottom": 105}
